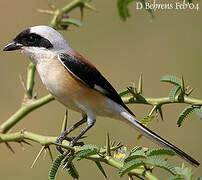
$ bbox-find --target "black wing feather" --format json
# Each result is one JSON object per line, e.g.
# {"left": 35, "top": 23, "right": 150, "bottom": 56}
{"left": 59, "top": 53, "right": 135, "bottom": 117}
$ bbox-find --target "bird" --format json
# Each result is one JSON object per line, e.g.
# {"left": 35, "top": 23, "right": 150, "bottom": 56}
{"left": 3, "top": 25, "right": 199, "bottom": 166}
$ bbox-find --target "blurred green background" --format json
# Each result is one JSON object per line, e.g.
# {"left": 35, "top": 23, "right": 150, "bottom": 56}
{"left": 0, "top": 0, "right": 202, "bottom": 179}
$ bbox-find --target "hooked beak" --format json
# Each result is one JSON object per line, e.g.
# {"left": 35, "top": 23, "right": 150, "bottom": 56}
{"left": 3, "top": 41, "right": 23, "bottom": 51}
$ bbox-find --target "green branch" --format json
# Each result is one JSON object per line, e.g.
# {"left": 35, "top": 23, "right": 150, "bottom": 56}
{"left": 0, "top": 94, "right": 54, "bottom": 134}
{"left": 122, "top": 95, "right": 202, "bottom": 106}
{"left": 46, "top": 0, "right": 95, "bottom": 28}
{"left": 0, "top": 130, "right": 158, "bottom": 180}
{"left": 25, "top": 63, "right": 36, "bottom": 99}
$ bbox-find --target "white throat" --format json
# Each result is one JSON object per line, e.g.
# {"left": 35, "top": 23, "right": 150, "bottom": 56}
{"left": 21, "top": 47, "right": 57, "bottom": 65}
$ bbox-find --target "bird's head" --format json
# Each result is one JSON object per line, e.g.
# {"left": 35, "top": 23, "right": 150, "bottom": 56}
{"left": 3, "top": 25, "right": 73, "bottom": 64}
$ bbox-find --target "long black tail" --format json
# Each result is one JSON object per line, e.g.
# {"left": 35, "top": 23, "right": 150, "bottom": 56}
{"left": 120, "top": 111, "right": 200, "bottom": 167}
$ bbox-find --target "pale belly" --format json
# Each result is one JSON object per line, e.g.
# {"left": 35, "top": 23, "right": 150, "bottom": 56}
{"left": 36, "top": 59, "right": 118, "bottom": 117}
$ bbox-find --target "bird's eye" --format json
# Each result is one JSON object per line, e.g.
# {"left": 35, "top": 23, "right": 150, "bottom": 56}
{"left": 28, "top": 34, "right": 37, "bottom": 43}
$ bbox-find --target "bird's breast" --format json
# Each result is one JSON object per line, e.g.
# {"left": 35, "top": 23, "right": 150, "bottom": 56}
{"left": 35, "top": 58, "right": 109, "bottom": 115}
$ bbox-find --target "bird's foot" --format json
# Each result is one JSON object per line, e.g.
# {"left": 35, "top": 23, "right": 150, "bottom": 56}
{"left": 56, "top": 135, "right": 84, "bottom": 154}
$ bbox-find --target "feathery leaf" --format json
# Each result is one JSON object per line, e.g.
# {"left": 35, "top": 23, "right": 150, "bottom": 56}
{"left": 146, "top": 149, "right": 175, "bottom": 157}
{"left": 65, "top": 162, "right": 79, "bottom": 179}
{"left": 160, "top": 75, "right": 181, "bottom": 86}
{"left": 124, "top": 149, "right": 146, "bottom": 162}
{"left": 75, "top": 144, "right": 99, "bottom": 160}
{"left": 49, "top": 154, "right": 65, "bottom": 180}
{"left": 193, "top": 106, "right": 202, "bottom": 121}
{"left": 174, "top": 163, "right": 192, "bottom": 180}
{"left": 145, "top": 156, "right": 176, "bottom": 175}
{"left": 167, "top": 175, "right": 183, "bottom": 180}
{"left": 177, "top": 106, "right": 194, "bottom": 127}
{"left": 169, "top": 86, "right": 181, "bottom": 102}
{"left": 118, "top": 88, "right": 130, "bottom": 97}
{"left": 119, "top": 159, "right": 143, "bottom": 177}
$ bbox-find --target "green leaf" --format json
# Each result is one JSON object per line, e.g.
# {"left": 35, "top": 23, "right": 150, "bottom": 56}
{"left": 124, "top": 149, "right": 146, "bottom": 162}
{"left": 160, "top": 75, "right": 181, "bottom": 86}
{"left": 174, "top": 163, "right": 192, "bottom": 180}
{"left": 75, "top": 144, "right": 99, "bottom": 160}
{"left": 145, "top": 156, "right": 177, "bottom": 175}
{"left": 169, "top": 86, "right": 181, "bottom": 102}
{"left": 167, "top": 175, "right": 183, "bottom": 180}
{"left": 196, "top": 177, "right": 202, "bottom": 180}
{"left": 65, "top": 162, "right": 79, "bottom": 179}
{"left": 94, "top": 161, "right": 107, "bottom": 179}
{"left": 117, "top": 0, "right": 135, "bottom": 21}
{"left": 146, "top": 149, "right": 175, "bottom": 157}
{"left": 49, "top": 154, "right": 65, "bottom": 180}
{"left": 118, "top": 88, "right": 130, "bottom": 97}
{"left": 77, "top": 144, "right": 99, "bottom": 151}
{"left": 193, "top": 106, "right": 202, "bottom": 121}
{"left": 140, "top": 115, "right": 155, "bottom": 127}
{"left": 119, "top": 159, "right": 143, "bottom": 177}
{"left": 60, "top": 18, "right": 82, "bottom": 27}
{"left": 177, "top": 106, "right": 194, "bottom": 127}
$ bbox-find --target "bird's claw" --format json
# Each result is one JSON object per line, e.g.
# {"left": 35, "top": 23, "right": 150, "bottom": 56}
{"left": 56, "top": 136, "right": 85, "bottom": 154}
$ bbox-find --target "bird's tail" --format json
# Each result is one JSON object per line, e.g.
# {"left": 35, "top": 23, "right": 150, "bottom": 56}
{"left": 120, "top": 111, "right": 200, "bottom": 167}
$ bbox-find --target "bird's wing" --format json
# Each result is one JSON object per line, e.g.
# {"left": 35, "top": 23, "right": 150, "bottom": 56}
{"left": 58, "top": 52, "right": 135, "bottom": 117}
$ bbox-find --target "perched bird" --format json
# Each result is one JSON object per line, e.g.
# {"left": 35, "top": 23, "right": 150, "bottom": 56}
{"left": 3, "top": 25, "right": 199, "bottom": 166}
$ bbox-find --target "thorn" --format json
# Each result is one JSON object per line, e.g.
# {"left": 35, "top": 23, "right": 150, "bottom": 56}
{"left": 149, "top": 105, "right": 157, "bottom": 116}
{"left": 116, "top": 141, "right": 122, "bottom": 147}
{"left": 157, "top": 105, "right": 163, "bottom": 120}
{"left": 31, "top": 146, "right": 45, "bottom": 168}
{"left": 127, "top": 87, "right": 136, "bottom": 96}
{"left": 95, "top": 161, "right": 108, "bottom": 179}
{"left": 138, "top": 74, "right": 143, "bottom": 94}
{"left": 19, "top": 141, "right": 25, "bottom": 151}
{"left": 5, "top": 142, "right": 15, "bottom": 154}
{"left": 62, "top": 154, "right": 73, "bottom": 169}
{"left": 186, "top": 86, "right": 194, "bottom": 96}
{"left": 84, "top": 3, "right": 97, "bottom": 12}
{"left": 37, "top": 9, "right": 55, "bottom": 15}
{"left": 181, "top": 76, "right": 185, "bottom": 92}
{"left": 19, "top": 74, "right": 27, "bottom": 93}
{"left": 79, "top": 5, "right": 84, "bottom": 21}
{"left": 47, "top": 146, "right": 53, "bottom": 162}
{"left": 21, "top": 140, "right": 32, "bottom": 146}
{"left": 128, "top": 174, "right": 134, "bottom": 180}
{"left": 137, "top": 134, "right": 143, "bottom": 140}
{"left": 61, "top": 109, "right": 68, "bottom": 133}
{"left": 106, "top": 132, "right": 111, "bottom": 156}
{"left": 43, "top": 148, "right": 47, "bottom": 160}
{"left": 111, "top": 140, "right": 116, "bottom": 147}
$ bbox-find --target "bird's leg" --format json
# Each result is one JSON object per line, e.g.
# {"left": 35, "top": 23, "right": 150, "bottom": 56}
{"left": 56, "top": 114, "right": 87, "bottom": 154}
{"left": 68, "top": 118, "right": 95, "bottom": 148}
{"left": 63, "top": 118, "right": 96, "bottom": 165}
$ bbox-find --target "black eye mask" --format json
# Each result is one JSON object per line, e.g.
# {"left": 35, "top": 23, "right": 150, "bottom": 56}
{"left": 14, "top": 28, "right": 53, "bottom": 49}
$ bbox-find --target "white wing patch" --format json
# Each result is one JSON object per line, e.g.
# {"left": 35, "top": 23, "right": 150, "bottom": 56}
{"left": 94, "top": 84, "right": 108, "bottom": 95}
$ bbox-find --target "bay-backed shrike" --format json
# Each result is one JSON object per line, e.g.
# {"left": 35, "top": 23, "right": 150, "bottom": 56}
{"left": 3, "top": 25, "right": 199, "bottom": 166}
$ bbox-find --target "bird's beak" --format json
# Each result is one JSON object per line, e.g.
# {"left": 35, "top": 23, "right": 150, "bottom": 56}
{"left": 3, "top": 41, "right": 23, "bottom": 51}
